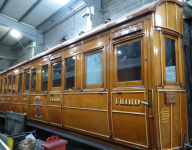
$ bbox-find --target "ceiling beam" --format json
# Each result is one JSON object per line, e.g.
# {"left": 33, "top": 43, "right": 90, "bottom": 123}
{"left": 82, "top": 0, "right": 94, "bottom": 7}
{"left": 0, "top": 14, "right": 43, "bottom": 44}
{"left": 42, "top": 3, "right": 87, "bottom": 33}
{"left": 18, "top": 0, "right": 42, "bottom": 22}
{"left": 0, "top": 0, "right": 9, "bottom": 13}
{"left": 68, "top": 6, "right": 73, "bottom": 11}
{"left": 82, "top": 0, "right": 101, "bottom": 8}
{"left": 0, "top": 29, "right": 10, "bottom": 42}
{"left": 36, "top": 0, "right": 75, "bottom": 29}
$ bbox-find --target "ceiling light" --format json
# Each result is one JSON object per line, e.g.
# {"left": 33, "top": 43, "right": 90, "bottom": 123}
{"left": 54, "top": 0, "right": 71, "bottom": 5}
{"left": 11, "top": 30, "right": 21, "bottom": 38}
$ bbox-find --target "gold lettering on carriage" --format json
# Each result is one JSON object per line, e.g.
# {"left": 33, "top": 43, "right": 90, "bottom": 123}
{"left": 114, "top": 98, "right": 140, "bottom": 106}
{"left": 161, "top": 107, "right": 170, "bottom": 123}
{"left": 50, "top": 98, "right": 61, "bottom": 102}
{"left": 22, "top": 98, "right": 28, "bottom": 101}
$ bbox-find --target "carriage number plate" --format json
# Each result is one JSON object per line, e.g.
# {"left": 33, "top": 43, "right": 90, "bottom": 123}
{"left": 165, "top": 92, "right": 176, "bottom": 104}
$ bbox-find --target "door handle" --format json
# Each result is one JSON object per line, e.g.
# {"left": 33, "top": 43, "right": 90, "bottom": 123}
{"left": 141, "top": 101, "right": 148, "bottom": 105}
{"left": 149, "top": 88, "right": 154, "bottom": 118}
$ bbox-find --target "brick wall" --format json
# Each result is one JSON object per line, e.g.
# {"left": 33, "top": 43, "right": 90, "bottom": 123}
{"left": 44, "top": 7, "right": 87, "bottom": 49}
{"left": 92, "top": 5, "right": 104, "bottom": 28}
{"left": 0, "top": 45, "right": 17, "bottom": 71}
{"left": 11, "top": 42, "right": 35, "bottom": 66}
{"left": 102, "top": 0, "right": 156, "bottom": 21}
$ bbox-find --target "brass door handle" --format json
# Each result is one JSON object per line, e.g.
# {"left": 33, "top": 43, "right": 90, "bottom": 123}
{"left": 141, "top": 101, "right": 149, "bottom": 105}
{"left": 149, "top": 88, "right": 154, "bottom": 118}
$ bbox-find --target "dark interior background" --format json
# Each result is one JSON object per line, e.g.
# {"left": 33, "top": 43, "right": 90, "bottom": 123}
{"left": 184, "top": 19, "right": 192, "bottom": 141}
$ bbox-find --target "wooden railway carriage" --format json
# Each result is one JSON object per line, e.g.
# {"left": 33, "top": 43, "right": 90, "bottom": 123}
{"left": 0, "top": 0, "right": 188, "bottom": 149}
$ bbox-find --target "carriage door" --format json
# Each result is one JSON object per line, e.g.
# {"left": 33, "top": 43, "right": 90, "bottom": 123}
{"left": 110, "top": 30, "right": 149, "bottom": 148}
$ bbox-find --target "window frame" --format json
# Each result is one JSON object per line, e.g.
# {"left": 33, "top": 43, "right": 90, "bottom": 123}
{"left": 162, "top": 34, "right": 179, "bottom": 86}
{"left": 50, "top": 58, "right": 63, "bottom": 91}
{"left": 18, "top": 73, "right": 23, "bottom": 94}
{"left": 64, "top": 55, "right": 76, "bottom": 91}
{"left": 113, "top": 37, "right": 144, "bottom": 87}
{"left": 12, "top": 75, "right": 16, "bottom": 94}
{"left": 8, "top": 75, "right": 12, "bottom": 94}
{"left": 4, "top": 78, "right": 7, "bottom": 94}
{"left": 41, "top": 64, "right": 49, "bottom": 92}
{"left": 0, "top": 79, "right": 2, "bottom": 94}
{"left": 24, "top": 69, "right": 30, "bottom": 93}
{"left": 83, "top": 49, "right": 104, "bottom": 89}
{"left": 31, "top": 68, "right": 37, "bottom": 93}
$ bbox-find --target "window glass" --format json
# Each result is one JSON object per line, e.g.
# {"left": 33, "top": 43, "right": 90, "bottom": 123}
{"left": 25, "top": 71, "right": 30, "bottom": 90}
{"left": 12, "top": 75, "right": 16, "bottom": 94}
{"left": 65, "top": 56, "right": 75, "bottom": 90}
{"left": 165, "top": 38, "right": 176, "bottom": 82}
{"left": 0, "top": 80, "right": 2, "bottom": 94}
{"left": 42, "top": 65, "right": 48, "bottom": 91}
{"left": 86, "top": 52, "right": 102, "bottom": 85}
{"left": 18, "top": 73, "right": 22, "bottom": 93}
{"left": 31, "top": 69, "right": 36, "bottom": 92}
{"left": 4, "top": 78, "right": 7, "bottom": 94}
{"left": 8, "top": 77, "right": 11, "bottom": 93}
{"left": 52, "top": 63, "right": 62, "bottom": 87}
{"left": 117, "top": 41, "right": 141, "bottom": 82}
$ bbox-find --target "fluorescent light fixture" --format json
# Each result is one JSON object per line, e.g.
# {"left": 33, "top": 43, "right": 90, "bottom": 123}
{"left": 54, "top": 0, "right": 71, "bottom": 5}
{"left": 11, "top": 30, "right": 21, "bottom": 38}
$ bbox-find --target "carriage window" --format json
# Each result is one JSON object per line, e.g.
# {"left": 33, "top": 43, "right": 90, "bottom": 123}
{"left": 18, "top": 73, "right": 22, "bottom": 93}
{"left": 65, "top": 56, "right": 75, "bottom": 90}
{"left": 0, "top": 79, "right": 2, "bottom": 94}
{"left": 86, "top": 52, "right": 102, "bottom": 85}
{"left": 12, "top": 75, "right": 16, "bottom": 94}
{"left": 117, "top": 40, "right": 141, "bottom": 82}
{"left": 25, "top": 70, "right": 30, "bottom": 91}
{"left": 42, "top": 65, "right": 48, "bottom": 91}
{"left": 31, "top": 69, "right": 36, "bottom": 92}
{"left": 165, "top": 38, "right": 176, "bottom": 82}
{"left": 52, "top": 63, "right": 62, "bottom": 87}
{"left": 8, "top": 77, "right": 12, "bottom": 93}
{"left": 4, "top": 78, "right": 7, "bottom": 94}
